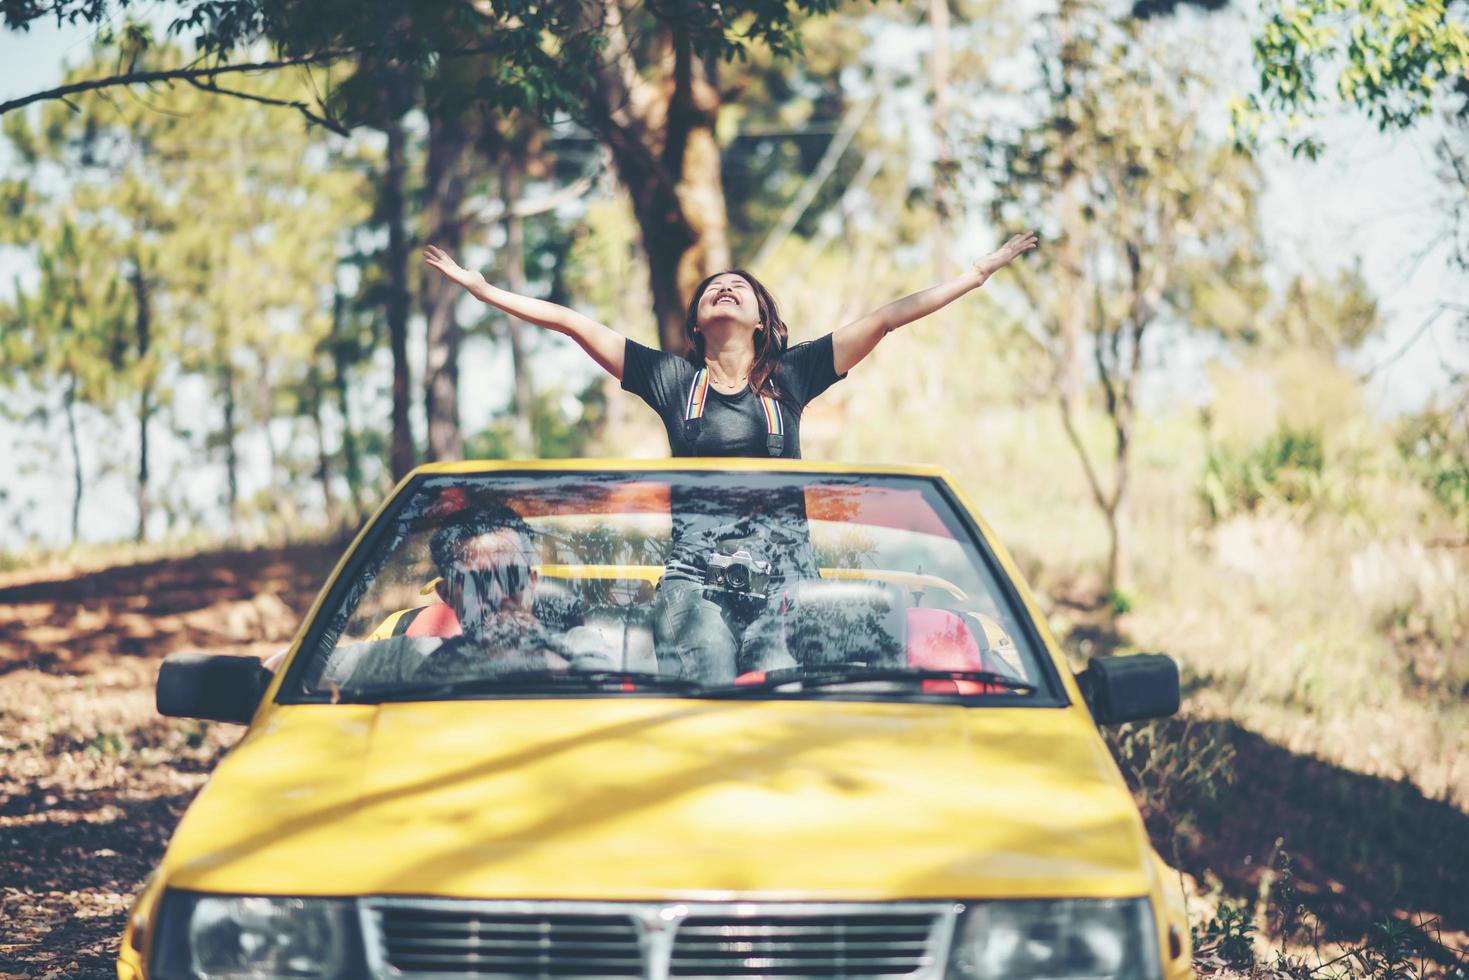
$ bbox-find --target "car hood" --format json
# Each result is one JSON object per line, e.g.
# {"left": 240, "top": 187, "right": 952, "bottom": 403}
{"left": 163, "top": 698, "right": 1154, "bottom": 900}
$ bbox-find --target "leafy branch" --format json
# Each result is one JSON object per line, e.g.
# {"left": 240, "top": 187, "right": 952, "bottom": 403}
{"left": 0, "top": 48, "right": 361, "bottom": 118}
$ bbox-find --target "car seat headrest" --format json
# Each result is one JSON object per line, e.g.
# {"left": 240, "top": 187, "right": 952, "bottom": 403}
{"left": 782, "top": 579, "right": 906, "bottom": 668}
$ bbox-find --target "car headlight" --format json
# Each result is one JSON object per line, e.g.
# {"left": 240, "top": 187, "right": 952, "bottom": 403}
{"left": 151, "top": 891, "right": 364, "bottom": 980}
{"left": 947, "top": 898, "right": 1161, "bottom": 980}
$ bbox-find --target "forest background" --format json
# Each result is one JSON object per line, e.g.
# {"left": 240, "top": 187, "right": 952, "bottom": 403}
{"left": 0, "top": 0, "right": 1467, "bottom": 976}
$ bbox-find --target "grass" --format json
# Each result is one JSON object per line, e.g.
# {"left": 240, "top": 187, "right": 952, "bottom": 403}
{"left": 811, "top": 362, "right": 1469, "bottom": 970}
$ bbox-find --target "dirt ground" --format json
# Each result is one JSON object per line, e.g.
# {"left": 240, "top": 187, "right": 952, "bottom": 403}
{"left": 0, "top": 542, "right": 1465, "bottom": 978}
{"left": 0, "top": 543, "right": 340, "bottom": 979}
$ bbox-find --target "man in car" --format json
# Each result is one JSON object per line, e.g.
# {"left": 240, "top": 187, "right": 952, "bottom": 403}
{"left": 317, "top": 505, "right": 615, "bottom": 689}
{"left": 415, "top": 505, "right": 614, "bottom": 676}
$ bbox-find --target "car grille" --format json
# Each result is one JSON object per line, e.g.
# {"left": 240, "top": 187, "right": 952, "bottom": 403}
{"left": 363, "top": 900, "right": 958, "bottom": 980}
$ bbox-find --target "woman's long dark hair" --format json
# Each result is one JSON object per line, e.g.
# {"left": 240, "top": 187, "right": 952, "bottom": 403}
{"left": 683, "top": 269, "right": 790, "bottom": 403}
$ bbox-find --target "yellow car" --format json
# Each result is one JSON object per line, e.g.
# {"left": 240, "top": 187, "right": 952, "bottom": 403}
{"left": 122, "top": 460, "right": 1192, "bottom": 980}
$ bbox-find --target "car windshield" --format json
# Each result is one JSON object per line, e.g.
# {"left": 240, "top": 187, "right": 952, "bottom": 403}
{"left": 288, "top": 471, "right": 1056, "bottom": 704}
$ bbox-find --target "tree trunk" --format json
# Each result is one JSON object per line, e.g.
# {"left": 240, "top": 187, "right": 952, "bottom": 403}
{"left": 1105, "top": 501, "right": 1129, "bottom": 601}
{"left": 500, "top": 150, "right": 537, "bottom": 456}
{"left": 63, "top": 373, "right": 82, "bottom": 546}
{"left": 929, "top": 0, "right": 953, "bottom": 278}
{"left": 1103, "top": 243, "right": 1151, "bottom": 601}
{"left": 130, "top": 262, "right": 152, "bottom": 543}
{"left": 662, "top": 47, "right": 731, "bottom": 351}
{"left": 221, "top": 361, "right": 240, "bottom": 535}
{"left": 582, "top": 7, "right": 729, "bottom": 353}
{"left": 258, "top": 355, "right": 283, "bottom": 510}
{"left": 384, "top": 114, "right": 417, "bottom": 479}
{"left": 1054, "top": 4, "right": 1086, "bottom": 406}
{"left": 331, "top": 338, "right": 364, "bottom": 520}
{"left": 421, "top": 106, "right": 473, "bottom": 462}
{"left": 1105, "top": 425, "right": 1132, "bottom": 599}
{"left": 307, "top": 363, "right": 339, "bottom": 529}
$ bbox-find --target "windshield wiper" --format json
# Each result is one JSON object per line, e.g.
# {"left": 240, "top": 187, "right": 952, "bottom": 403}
{"left": 707, "top": 665, "right": 1037, "bottom": 697}
{"left": 341, "top": 670, "right": 704, "bottom": 703}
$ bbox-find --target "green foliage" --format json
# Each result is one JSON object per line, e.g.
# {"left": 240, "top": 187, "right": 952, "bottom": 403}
{"left": 0, "top": 38, "right": 376, "bottom": 541}
{"left": 1349, "top": 918, "right": 1436, "bottom": 979}
{"left": 1104, "top": 715, "right": 1237, "bottom": 822}
{"left": 1105, "top": 587, "right": 1135, "bottom": 616}
{"left": 1217, "top": 266, "right": 1383, "bottom": 354}
{"left": 1201, "top": 427, "right": 1327, "bottom": 521}
{"left": 84, "top": 730, "right": 129, "bottom": 756}
{"left": 1236, "top": 0, "right": 1469, "bottom": 158}
{"left": 1194, "top": 897, "right": 1258, "bottom": 969}
{"left": 1396, "top": 398, "right": 1469, "bottom": 528}
{"left": 4, "top": 1, "right": 861, "bottom": 130}
{"left": 463, "top": 381, "right": 608, "bottom": 460}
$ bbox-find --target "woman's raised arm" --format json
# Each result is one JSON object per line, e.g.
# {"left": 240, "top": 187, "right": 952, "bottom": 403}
{"left": 424, "top": 245, "right": 626, "bottom": 380}
{"left": 831, "top": 231, "right": 1038, "bottom": 375}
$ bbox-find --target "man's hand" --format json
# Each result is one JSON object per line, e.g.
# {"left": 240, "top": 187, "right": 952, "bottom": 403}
{"left": 973, "top": 231, "right": 1039, "bottom": 280}
{"left": 423, "top": 244, "right": 486, "bottom": 292}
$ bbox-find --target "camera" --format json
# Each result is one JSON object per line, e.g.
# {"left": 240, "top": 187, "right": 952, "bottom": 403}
{"left": 705, "top": 549, "right": 773, "bottom": 597}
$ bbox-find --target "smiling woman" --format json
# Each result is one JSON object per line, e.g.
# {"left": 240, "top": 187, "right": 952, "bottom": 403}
{"left": 422, "top": 231, "right": 1037, "bottom": 463}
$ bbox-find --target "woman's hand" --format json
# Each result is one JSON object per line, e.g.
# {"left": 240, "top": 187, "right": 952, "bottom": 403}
{"left": 973, "top": 231, "right": 1039, "bottom": 280}
{"left": 423, "top": 244, "right": 485, "bottom": 291}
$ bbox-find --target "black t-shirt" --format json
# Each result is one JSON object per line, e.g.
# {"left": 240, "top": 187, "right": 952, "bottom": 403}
{"left": 622, "top": 333, "right": 846, "bottom": 583}
{"left": 621, "top": 333, "right": 846, "bottom": 458}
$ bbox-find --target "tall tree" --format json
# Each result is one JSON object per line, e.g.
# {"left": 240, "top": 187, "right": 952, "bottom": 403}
{"left": 979, "top": 2, "right": 1264, "bottom": 596}
{"left": 419, "top": 88, "right": 480, "bottom": 463}
{"left": 2, "top": 64, "right": 171, "bottom": 541}
{"left": 0, "top": 219, "right": 134, "bottom": 543}
{"left": 497, "top": 141, "right": 540, "bottom": 457}
{"left": 4, "top": 40, "right": 367, "bottom": 538}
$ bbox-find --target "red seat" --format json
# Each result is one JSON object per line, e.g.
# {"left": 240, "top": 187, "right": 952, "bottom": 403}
{"left": 905, "top": 607, "right": 998, "bottom": 693}
{"left": 404, "top": 602, "right": 462, "bottom": 638}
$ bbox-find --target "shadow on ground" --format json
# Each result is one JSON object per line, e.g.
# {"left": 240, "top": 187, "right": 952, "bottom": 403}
{"left": 1118, "top": 713, "right": 1469, "bottom": 963}
{"left": 0, "top": 542, "right": 343, "bottom": 676}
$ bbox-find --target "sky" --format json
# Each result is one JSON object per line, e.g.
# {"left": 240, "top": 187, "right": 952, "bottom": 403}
{"left": 0, "top": 2, "right": 1465, "bottom": 548}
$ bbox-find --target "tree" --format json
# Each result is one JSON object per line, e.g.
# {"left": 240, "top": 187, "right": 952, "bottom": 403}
{"left": 2, "top": 40, "right": 368, "bottom": 539}
{"left": 1222, "top": 0, "right": 1469, "bottom": 160}
{"left": 2, "top": 0, "right": 859, "bottom": 354}
{"left": 0, "top": 219, "right": 135, "bottom": 543}
{"left": 978, "top": 1, "right": 1264, "bottom": 596}
{"left": 1, "top": 64, "right": 172, "bottom": 543}
{"left": 1141, "top": 0, "right": 1469, "bottom": 270}
{"left": 159, "top": 70, "right": 369, "bottom": 533}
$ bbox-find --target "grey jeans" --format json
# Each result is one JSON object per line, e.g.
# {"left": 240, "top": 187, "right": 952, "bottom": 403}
{"left": 652, "top": 577, "right": 797, "bottom": 684}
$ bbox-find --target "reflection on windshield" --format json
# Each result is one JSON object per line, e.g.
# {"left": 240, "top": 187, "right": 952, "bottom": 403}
{"left": 296, "top": 472, "right": 1045, "bottom": 702}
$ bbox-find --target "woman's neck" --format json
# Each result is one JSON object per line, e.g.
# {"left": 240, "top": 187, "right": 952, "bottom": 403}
{"left": 700, "top": 333, "right": 756, "bottom": 384}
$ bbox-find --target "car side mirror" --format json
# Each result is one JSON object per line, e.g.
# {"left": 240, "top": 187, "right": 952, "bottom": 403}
{"left": 1077, "top": 653, "right": 1180, "bottom": 725}
{"left": 156, "top": 652, "right": 273, "bottom": 724}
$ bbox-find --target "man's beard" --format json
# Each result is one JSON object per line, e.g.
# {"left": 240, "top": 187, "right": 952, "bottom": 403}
{"left": 458, "top": 605, "right": 539, "bottom": 648}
